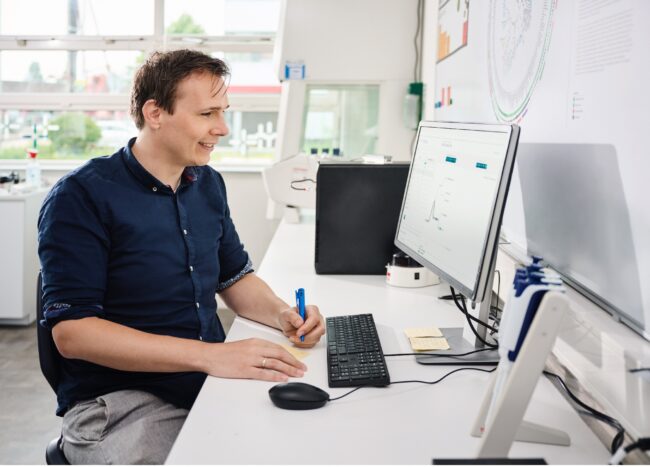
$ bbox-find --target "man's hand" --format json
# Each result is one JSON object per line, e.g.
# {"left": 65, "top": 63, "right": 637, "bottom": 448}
{"left": 278, "top": 304, "right": 325, "bottom": 348}
{"left": 203, "top": 338, "right": 307, "bottom": 382}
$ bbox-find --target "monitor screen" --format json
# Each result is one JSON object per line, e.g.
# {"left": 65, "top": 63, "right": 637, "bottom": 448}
{"left": 395, "top": 121, "right": 519, "bottom": 302}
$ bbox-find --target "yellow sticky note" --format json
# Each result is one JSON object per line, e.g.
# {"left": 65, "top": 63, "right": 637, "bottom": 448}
{"left": 404, "top": 327, "right": 443, "bottom": 338}
{"left": 281, "top": 344, "right": 309, "bottom": 360}
{"left": 409, "top": 336, "right": 450, "bottom": 351}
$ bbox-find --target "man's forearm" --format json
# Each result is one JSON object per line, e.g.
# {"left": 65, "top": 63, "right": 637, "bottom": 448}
{"left": 52, "top": 315, "right": 309, "bottom": 381}
{"left": 219, "top": 273, "right": 290, "bottom": 329}
{"left": 53, "top": 317, "right": 210, "bottom": 373}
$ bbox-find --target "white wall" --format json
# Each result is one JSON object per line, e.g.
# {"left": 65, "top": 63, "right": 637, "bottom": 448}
{"left": 219, "top": 171, "right": 280, "bottom": 268}
{"left": 276, "top": 0, "right": 420, "bottom": 83}
{"left": 421, "top": 0, "right": 439, "bottom": 120}
{"left": 274, "top": 0, "right": 421, "bottom": 162}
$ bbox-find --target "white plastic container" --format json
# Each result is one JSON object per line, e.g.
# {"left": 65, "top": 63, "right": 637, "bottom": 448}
{"left": 25, "top": 149, "right": 41, "bottom": 188}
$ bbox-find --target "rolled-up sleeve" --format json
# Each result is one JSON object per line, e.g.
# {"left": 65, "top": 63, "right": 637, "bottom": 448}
{"left": 38, "top": 177, "right": 109, "bottom": 329}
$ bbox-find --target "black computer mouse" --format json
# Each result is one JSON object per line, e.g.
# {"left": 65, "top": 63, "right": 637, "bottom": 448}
{"left": 268, "top": 382, "right": 330, "bottom": 410}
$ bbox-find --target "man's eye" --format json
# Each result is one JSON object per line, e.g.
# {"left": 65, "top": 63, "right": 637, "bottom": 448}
{"left": 201, "top": 112, "right": 212, "bottom": 117}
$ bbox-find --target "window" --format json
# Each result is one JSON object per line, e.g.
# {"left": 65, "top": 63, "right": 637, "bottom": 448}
{"left": 0, "top": 0, "right": 281, "bottom": 164}
{"left": 165, "top": 0, "right": 280, "bottom": 36}
{"left": 301, "top": 85, "right": 380, "bottom": 158}
{"left": 218, "top": 110, "right": 278, "bottom": 162}
{"left": 213, "top": 52, "right": 279, "bottom": 88}
{"left": 0, "top": 0, "right": 155, "bottom": 35}
{"left": 0, "top": 109, "right": 135, "bottom": 160}
{"left": 0, "top": 50, "right": 141, "bottom": 93}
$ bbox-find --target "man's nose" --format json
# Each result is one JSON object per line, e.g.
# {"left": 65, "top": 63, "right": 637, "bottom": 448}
{"left": 210, "top": 120, "right": 229, "bottom": 137}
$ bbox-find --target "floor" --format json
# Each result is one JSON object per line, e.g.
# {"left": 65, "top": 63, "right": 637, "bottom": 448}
{"left": 0, "top": 323, "right": 60, "bottom": 464}
{"left": 0, "top": 309, "right": 236, "bottom": 465}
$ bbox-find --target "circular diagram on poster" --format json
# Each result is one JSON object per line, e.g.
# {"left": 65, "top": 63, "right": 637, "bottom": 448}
{"left": 488, "top": 0, "right": 557, "bottom": 122}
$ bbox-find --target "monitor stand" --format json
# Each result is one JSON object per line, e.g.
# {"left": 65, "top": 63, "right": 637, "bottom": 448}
{"left": 416, "top": 248, "right": 501, "bottom": 366}
{"left": 415, "top": 327, "right": 499, "bottom": 365}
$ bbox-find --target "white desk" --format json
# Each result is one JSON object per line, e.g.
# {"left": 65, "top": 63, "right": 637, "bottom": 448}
{"left": 167, "top": 222, "right": 610, "bottom": 464}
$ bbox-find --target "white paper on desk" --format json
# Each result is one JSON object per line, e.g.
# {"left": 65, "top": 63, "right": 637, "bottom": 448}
{"left": 280, "top": 344, "right": 309, "bottom": 360}
{"left": 232, "top": 318, "right": 310, "bottom": 359}
{"left": 230, "top": 318, "right": 294, "bottom": 348}
{"left": 404, "top": 327, "right": 443, "bottom": 338}
{"left": 233, "top": 318, "right": 284, "bottom": 337}
{"left": 237, "top": 317, "right": 401, "bottom": 354}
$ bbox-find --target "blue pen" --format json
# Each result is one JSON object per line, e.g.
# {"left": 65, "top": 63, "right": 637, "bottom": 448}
{"left": 295, "top": 288, "right": 306, "bottom": 342}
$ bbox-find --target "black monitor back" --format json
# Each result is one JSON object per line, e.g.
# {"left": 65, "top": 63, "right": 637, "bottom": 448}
{"left": 315, "top": 162, "right": 410, "bottom": 274}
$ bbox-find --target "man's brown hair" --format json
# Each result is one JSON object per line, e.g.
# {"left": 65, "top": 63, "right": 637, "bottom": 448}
{"left": 130, "top": 49, "right": 230, "bottom": 130}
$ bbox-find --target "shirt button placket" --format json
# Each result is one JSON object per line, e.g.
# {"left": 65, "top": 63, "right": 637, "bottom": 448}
{"left": 178, "top": 194, "right": 203, "bottom": 339}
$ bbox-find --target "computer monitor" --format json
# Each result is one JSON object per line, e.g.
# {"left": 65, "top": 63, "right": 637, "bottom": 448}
{"left": 395, "top": 121, "right": 520, "bottom": 363}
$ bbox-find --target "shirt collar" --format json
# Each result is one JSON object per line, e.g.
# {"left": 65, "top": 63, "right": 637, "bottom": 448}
{"left": 122, "top": 137, "right": 199, "bottom": 193}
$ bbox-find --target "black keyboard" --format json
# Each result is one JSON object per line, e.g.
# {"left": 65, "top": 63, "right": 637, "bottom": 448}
{"left": 326, "top": 314, "right": 390, "bottom": 387}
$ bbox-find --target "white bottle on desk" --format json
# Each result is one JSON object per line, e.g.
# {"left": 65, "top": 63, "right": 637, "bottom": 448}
{"left": 25, "top": 149, "right": 41, "bottom": 188}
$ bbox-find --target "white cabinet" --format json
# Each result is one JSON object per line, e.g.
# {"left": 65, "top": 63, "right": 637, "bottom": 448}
{"left": 0, "top": 189, "right": 47, "bottom": 324}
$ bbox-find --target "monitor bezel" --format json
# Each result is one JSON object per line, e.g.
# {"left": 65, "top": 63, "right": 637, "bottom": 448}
{"left": 394, "top": 121, "right": 520, "bottom": 302}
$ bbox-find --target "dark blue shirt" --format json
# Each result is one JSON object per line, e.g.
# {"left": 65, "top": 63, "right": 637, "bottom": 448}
{"left": 38, "top": 138, "right": 252, "bottom": 416}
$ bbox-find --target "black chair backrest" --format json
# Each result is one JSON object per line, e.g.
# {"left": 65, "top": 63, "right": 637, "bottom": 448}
{"left": 36, "top": 272, "right": 62, "bottom": 393}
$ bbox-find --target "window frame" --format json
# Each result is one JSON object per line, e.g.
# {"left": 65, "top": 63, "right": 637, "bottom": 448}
{"left": 0, "top": 0, "right": 280, "bottom": 166}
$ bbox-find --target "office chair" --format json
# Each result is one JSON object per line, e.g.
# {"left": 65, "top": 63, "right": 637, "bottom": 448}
{"left": 36, "top": 272, "right": 70, "bottom": 465}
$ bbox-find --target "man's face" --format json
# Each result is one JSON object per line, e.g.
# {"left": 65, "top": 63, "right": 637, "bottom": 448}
{"left": 158, "top": 72, "right": 230, "bottom": 167}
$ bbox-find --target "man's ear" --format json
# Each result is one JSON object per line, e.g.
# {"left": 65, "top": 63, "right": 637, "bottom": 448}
{"left": 141, "top": 99, "right": 162, "bottom": 130}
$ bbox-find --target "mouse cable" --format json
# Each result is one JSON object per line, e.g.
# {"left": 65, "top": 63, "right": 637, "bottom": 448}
{"left": 389, "top": 366, "right": 496, "bottom": 386}
{"left": 327, "top": 367, "right": 496, "bottom": 402}
{"left": 610, "top": 437, "right": 650, "bottom": 464}
{"left": 383, "top": 348, "right": 495, "bottom": 358}
{"left": 451, "top": 286, "right": 499, "bottom": 349}
{"left": 543, "top": 370, "right": 625, "bottom": 454}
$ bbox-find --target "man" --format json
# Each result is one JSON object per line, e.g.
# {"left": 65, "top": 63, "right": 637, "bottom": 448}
{"left": 38, "top": 49, "right": 325, "bottom": 464}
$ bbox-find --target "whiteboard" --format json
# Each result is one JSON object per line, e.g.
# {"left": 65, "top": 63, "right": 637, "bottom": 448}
{"left": 427, "top": 0, "right": 650, "bottom": 336}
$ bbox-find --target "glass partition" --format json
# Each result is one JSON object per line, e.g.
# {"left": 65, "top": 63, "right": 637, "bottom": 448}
{"left": 301, "top": 85, "right": 379, "bottom": 159}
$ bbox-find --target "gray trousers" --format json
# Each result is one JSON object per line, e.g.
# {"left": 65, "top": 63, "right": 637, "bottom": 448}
{"left": 61, "top": 389, "right": 189, "bottom": 464}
